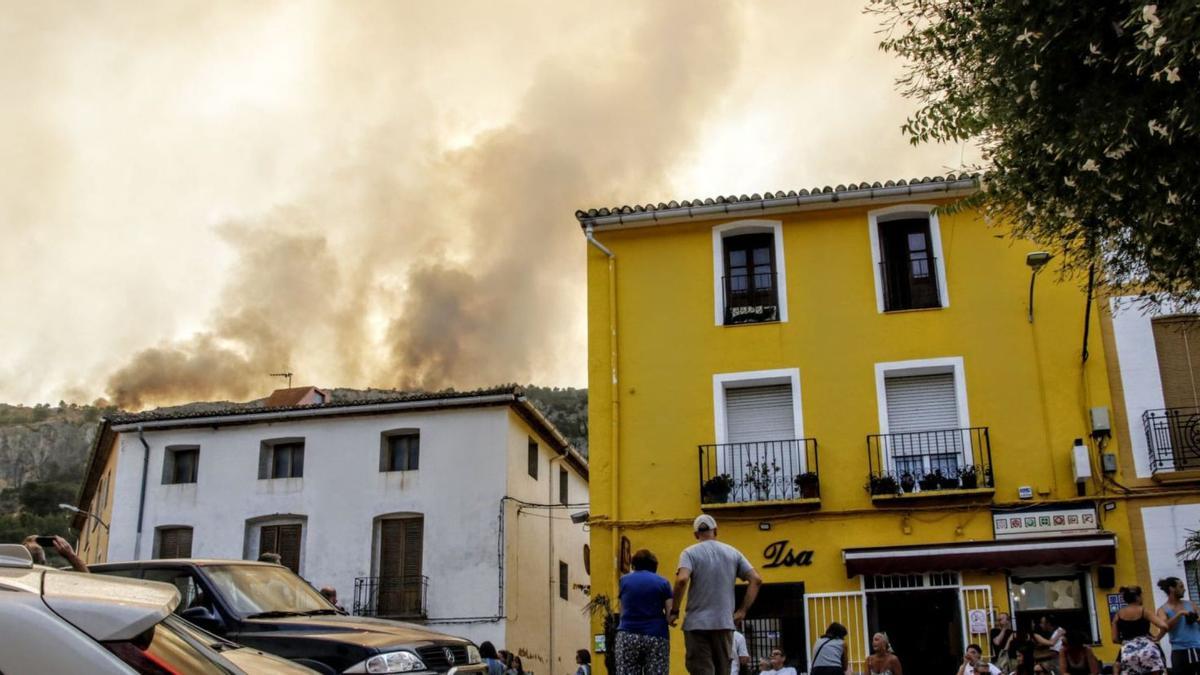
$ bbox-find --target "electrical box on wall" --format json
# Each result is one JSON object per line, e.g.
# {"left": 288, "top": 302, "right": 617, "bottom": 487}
{"left": 1072, "top": 438, "right": 1092, "bottom": 483}
{"left": 1018, "top": 486, "right": 1034, "bottom": 499}
{"left": 1090, "top": 407, "right": 1112, "bottom": 437}
{"left": 1102, "top": 453, "right": 1118, "bottom": 473}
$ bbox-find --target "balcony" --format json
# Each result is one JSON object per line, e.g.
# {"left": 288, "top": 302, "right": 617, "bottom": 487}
{"left": 352, "top": 575, "right": 428, "bottom": 619}
{"left": 698, "top": 438, "right": 820, "bottom": 508}
{"left": 1145, "top": 407, "right": 1200, "bottom": 481}
{"left": 880, "top": 257, "right": 941, "bottom": 311}
{"left": 866, "top": 427, "right": 994, "bottom": 501}
{"left": 723, "top": 273, "right": 779, "bottom": 325}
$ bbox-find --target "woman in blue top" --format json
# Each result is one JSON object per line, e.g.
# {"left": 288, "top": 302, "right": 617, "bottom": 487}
{"left": 616, "top": 549, "right": 674, "bottom": 675}
{"left": 480, "top": 641, "right": 504, "bottom": 675}
{"left": 1157, "top": 576, "right": 1200, "bottom": 675}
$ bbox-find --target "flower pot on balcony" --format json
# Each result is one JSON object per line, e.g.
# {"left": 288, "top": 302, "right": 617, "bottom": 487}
{"left": 869, "top": 474, "right": 899, "bottom": 496}
{"left": 959, "top": 466, "right": 979, "bottom": 489}
{"left": 900, "top": 472, "right": 916, "bottom": 493}
{"left": 794, "top": 472, "right": 820, "bottom": 499}
{"left": 939, "top": 470, "right": 961, "bottom": 490}
{"left": 701, "top": 474, "right": 734, "bottom": 504}
{"left": 918, "top": 473, "right": 941, "bottom": 491}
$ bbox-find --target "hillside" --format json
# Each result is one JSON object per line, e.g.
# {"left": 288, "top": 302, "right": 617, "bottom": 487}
{"left": 0, "top": 386, "right": 587, "bottom": 541}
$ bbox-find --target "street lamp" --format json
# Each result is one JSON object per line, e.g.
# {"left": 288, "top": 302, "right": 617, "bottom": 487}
{"left": 59, "top": 504, "right": 109, "bottom": 532}
{"left": 1026, "top": 251, "right": 1053, "bottom": 323}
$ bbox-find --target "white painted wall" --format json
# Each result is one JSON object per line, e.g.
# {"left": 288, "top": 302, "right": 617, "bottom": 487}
{"left": 1109, "top": 297, "right": 1166, "bottom": 477}
{"left": 104, "top": 405, "right": 570, "bottom": 648}
{"left": 1141, "top": 502, "right": 1200, "bottom": 653}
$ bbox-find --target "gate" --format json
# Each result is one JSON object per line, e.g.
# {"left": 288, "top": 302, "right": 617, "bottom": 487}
{"left": 959, "top": 585, "right": 995, "bottom": 652}
{"left": 805, "top": 591, "right": 868, "bottom": 674}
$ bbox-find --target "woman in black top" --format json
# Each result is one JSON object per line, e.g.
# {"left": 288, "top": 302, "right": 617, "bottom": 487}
{"left": 1112, "top": 586, "right": 1169, "bottom": 674}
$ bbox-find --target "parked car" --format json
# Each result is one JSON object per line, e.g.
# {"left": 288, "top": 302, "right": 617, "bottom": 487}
{"left": 90, "top": 558, "right": 487, "bottom": 675}
{"left": 0, "top": 543, "right": 314, "bottom": 674}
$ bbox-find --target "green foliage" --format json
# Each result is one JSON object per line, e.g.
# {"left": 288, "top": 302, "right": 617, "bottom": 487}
{"left": 870, "top": 0, "right": 1200, "bottom": 299}
{"left": 0, "top": 511, "right": 74, "bottom": 547}
{"left": 18, "top": 481, "right": 77, "bottom": 516}
{"left": 1181, "top": 528, "right": 1200, "bottom": 561}
{"left": 522, "top": 385, "right": 588, "bottom": 456}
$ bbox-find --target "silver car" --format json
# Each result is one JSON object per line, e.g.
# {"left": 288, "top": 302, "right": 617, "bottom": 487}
{"left": 0, "top": 543, "right": 314, "bottom": 674}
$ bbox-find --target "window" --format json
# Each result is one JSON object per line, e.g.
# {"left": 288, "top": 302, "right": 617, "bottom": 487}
{"left": 868, "top": 206, "right": 949, "bottom": 313}
{"left": 559, "top": 467, "right": 569, "bottom": 505}
{"left": 258, "top": 439, "right": 304, "bottom": 479}
{"left": 712, "top": 220, "right": 788, "bottom": 326}
{"left": 155, "top": 526, "right": 193, "bottom": 559}
{"left": 875, "top": 358, "right": 971, "bottom": 479}
{"left": 528, "top": 438, "right": 539, "bottom": 479}
{"left": 712, "top": 369, "right": 805, "bottom": 503}
{"left": 377, "top": 516, "right": 424, "bottom": 617}
{"left": 162, "top": 446, "right": 199, "bottom": 485}
{"left": 1010, "top": 573, "right": 1096, "bottom": 642}
{"left": 381, "top": 431, "right": 420, "bottom": 472}
{"left": 1151, "top": 316, "right": 1200, "bottom": 409}
{"left": 559, "top": 561, "right": 569, "bottom": 600}
{"left": 259, "top": 523, "right": 302, "bottom": 573}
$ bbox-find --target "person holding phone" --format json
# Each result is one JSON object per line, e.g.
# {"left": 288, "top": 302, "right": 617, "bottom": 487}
{"left": 1157, "top": 576, "right": 1200, "bottom": 675}
{"left": 22, "top": 534, "right": 88, "bottom": 572}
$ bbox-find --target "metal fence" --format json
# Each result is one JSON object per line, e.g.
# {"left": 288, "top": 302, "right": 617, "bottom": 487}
{"left": 699, "top": 438, "right": 820, "bottom": 504}
{"left": 1144, "top": 407, "right": 1200, "bottom": 474}
{"left": 866, "top": 427, "right": 993, "bottom": 495}
{"left": 353, "top": 575, "right": 428, "bottom": 618}
{"left": 723, "top": 272, "right": 779, "bottom": 324}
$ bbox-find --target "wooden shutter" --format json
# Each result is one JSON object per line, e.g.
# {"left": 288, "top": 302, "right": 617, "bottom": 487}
{"left": 1152, "top": 316, "right": 1200, "bottom": 409}
{"left": 726, "top": 385, "right": 795, "bottom": 443}
{"left": 379, "top": 517, "right": 424, "bottom": 616}
{"left": 885, "top": 373, "right": 959, "bottom": 432}
{"left": 260, "top": 525, "right": 278, "bottom": 556}
{"left": 158, "top": 527, "right": 192, "bottom": 558}
{"left": 278, "top": 524, "right": 302, "bottom": 573}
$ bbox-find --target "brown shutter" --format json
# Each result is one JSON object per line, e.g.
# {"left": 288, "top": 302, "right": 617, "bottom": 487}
{"left": 402, "top": 518, "right": 423, "bottom": 579}
{"left": 1152, "top": 316, "right": 1200, "bottom": 409}
{"left": 159, "top": 528, "right": 177, "bottom": 558}
{"left": 178, "top": 528, "right": 193, "bottom": 558}
{"left": 278, "top": 524, "right": 302, "bottom": 573}
{"left": 378, "top": 517, "right": 423, "bottom": 616}
{"left": 260, "top": 525, "right": 278, "bottom": 557}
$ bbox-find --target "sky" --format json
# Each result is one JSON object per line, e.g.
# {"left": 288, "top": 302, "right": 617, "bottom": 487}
{"left": 0, "top": 0, "right": 976, "bottom": 409}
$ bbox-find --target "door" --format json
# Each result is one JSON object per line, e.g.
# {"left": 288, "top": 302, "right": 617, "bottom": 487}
{"left": 378, "top": 517, "right": 424, "bottom": 617}
{"left": 879, "top": 218, "right": 940, "bottom": 310}
{"left": 723, "top": 233, "right": 778, "bottom": 324}
{"left": 260, "top": 524, "right": 302, "bottom": 574}
{"left": 806, "top": 591, "right": 868, "bottom": 674}
{"left": 868, "top": 588, "right": 963, "bottom": 675}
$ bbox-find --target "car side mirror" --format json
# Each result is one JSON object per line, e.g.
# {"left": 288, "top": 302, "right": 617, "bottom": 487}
{"left": 180, "top": 606, "right": 225, "bottom": 633}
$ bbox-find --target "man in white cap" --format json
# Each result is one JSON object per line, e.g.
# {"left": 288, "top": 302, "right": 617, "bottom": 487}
{"left": 671, "top": 514, "right": 763, "bottom": 675}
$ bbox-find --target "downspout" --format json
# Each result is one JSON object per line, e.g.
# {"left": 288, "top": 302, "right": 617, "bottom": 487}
{"left": 134, "top": 425, "right": 151, "bottom": 560}
{"left": 548, "top": 456, "right": 563, "bottom": 675}
{"left": 584, "top": 225, "right": 620, "bottom": 600}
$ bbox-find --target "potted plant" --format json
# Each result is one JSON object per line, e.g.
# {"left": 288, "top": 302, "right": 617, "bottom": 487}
{"left": 900, "top": 472, "right": 917, "bottom": 493}
{"left": 939, "top": 469, "right": 961, "bottom": 490}
{"left": 794, "top": 471, "right": 820, "bottom": 499}
{"left": 869, "top": 474, "right": 899, "bottom": 496}
{"left": 959, "top": 465, "right": 979, "bottom": 489}
{"left": 745, "top": 459, "right": 781, "bottom": 501}
{"left": 701, "top": 474, "right": 734, "bottom": 504}
{"left": 918, "top": 471, "right": 941, "bottom": 491}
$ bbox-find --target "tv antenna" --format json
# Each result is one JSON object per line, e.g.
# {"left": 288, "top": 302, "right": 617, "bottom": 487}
{"left": 269, "top": 371, "right": 294, "bottom": 388}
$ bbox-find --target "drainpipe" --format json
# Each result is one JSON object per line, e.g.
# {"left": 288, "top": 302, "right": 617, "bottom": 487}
{"left": 548, "top": 456, "right": 563, "bottom": 675}
{"left": 134, "top": 425, "right": 151, "bottom": 560}
{"left": 584, "top": 226, "right": 620, "bottom": 599}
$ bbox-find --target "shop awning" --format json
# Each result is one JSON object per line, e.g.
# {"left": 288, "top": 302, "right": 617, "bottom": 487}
{"left": 842, "top": 533, "right": 1117, "bottom": 577}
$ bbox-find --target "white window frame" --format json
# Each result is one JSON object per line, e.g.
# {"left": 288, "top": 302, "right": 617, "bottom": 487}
{"left": 712, "top": 219, "right": 788, "bottom": 326}
{"left": 867, "top": 204, "right": 950, "bottom": 313}
{"left": 875, "top": 357, "right": 971, "bottom": 471}
{"left": 713, "top": 367, "right": 804, "bottom": 443}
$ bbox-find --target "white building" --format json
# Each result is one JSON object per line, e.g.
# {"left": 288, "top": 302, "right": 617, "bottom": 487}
{"left": 1107, "top": 297, "right": 1200, "bottom": 647}
{"left": 75, "top": 386, "right": 591, "bottom": 673}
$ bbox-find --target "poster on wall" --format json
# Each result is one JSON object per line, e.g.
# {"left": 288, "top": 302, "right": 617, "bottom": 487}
{"left": 993, "top": 506, "right": 1098, "bottom": 538}
{"left": 969, "top": 609, "right": 989, "bottom": 634}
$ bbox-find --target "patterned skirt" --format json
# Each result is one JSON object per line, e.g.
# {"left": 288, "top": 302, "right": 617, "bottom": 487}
{"left": 1119, "top": 636, "right": 1166, "bottom": 674}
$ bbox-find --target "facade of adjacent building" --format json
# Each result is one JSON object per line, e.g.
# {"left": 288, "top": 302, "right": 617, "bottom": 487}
{"left": 74, "top": 386, "right": 590, "bottom": 673}
{"left": 1104, "top": 296, "right": 1200, "bottom": 654}
{"left": 579, "top": 176, "right": 1144, "bottom": 673}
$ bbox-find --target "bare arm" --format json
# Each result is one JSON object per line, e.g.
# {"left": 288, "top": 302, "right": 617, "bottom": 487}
{"left": 734, "top": 567, "right": 763, "bottom": 621}
{"left": 1146, "top": 606, "right": 1170, "bottom": 632}
{"left": 53, "top": 536, "right": 89, "bottom": 573}
{"left": 670, "top": 568, "right": 690, "bottom": 627}
{"left": 1087, "top": 649, "right": 1100, "bottom": 675}
{"left": 890, "top": 654, "right": 903, "bottom": 675}
{"left": 1159, "top": 606, "right": 1185, "bottom": 629}
{"left": 1112, "top": 613, "right": 1121, "bottom": 643}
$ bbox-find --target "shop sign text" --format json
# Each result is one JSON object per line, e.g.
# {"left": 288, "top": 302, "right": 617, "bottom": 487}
{"left": 762, "top": 540, "right": 814, "bottom": 568}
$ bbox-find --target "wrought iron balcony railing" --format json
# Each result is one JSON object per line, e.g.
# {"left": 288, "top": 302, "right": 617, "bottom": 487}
{"left": 353, "top": 575, "right": 428, "bottom": 618}
{"left": 698, "top": 438, "right": 820, "bottom": 505}
{"left": 879, "top": 256, "right": 941, "bottom": 311}
{"left": 866, "top": 427, "right": 993, "bottom": 496}
{"left": 1144, "top": 407, "right": 1200, "bottom": 474}
{"left": 723, "top": 272, "right": 779, "bottom": 325}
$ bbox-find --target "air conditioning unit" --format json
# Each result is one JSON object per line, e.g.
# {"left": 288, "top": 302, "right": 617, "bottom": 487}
{"left": 1072, "top": 438, "right": 1092, "bottom": 483}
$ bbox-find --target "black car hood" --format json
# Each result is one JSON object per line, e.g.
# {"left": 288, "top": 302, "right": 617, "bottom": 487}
{"left": 237, "top": 614, "right": 472, "bottom": 650}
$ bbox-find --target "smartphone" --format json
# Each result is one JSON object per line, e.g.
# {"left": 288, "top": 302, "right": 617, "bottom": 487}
{"left": 34, "top": 535, "right": 56, "bottom": 548}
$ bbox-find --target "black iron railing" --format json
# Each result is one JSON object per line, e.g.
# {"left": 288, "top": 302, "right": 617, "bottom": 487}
{"left": 353, "top": 575, "right": 428, "bottom": 618}
{"left": 1144, "top": 407, "right": 1200, "bottom": 474}
{"left": 880, "top": 256, "right": 941, "bottom": 311}
{"left": 866, "top": 427, "right": 993, "bottom": 495}
{"left": 723, "top": 273, "right": 779, "bottom": 324}
{"left": 698, "top": 438, "right": 820, "bottom": 504}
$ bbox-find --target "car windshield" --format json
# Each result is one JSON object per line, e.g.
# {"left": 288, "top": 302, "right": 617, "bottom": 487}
{"left": 205, "top": 564, "right": 332, "bottom": 617}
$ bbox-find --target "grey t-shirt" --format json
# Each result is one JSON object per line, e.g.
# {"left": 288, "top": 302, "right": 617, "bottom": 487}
{"left": 677, "top": 539, "right": 753, "bottom": 631}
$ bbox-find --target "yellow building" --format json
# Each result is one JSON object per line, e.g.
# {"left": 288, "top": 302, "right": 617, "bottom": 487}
{"left": 579, "top": 176, "right": 1140, "bottom": 673}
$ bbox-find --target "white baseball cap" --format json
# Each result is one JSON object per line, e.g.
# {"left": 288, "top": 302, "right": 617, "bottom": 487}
{"left": 693, "top": 514, "right": 717, "bottom": 532}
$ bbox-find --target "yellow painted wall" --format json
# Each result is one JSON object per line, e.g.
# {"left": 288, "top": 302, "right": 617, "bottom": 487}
{"left": 78, "top": 434, "right": 118, "bottom": 564}
{"left": 505, "top": 410, "right": 590, "bottom": 675}
{"left": 585, "top": 199, "right": 1133, "bottom": 670}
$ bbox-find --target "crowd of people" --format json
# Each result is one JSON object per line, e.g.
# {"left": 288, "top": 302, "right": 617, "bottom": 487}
{"left": 477, "top": 642, "right": 592, "bottom": 675}
{"left": 606, "top": 514, "right": 1200, "bottom": 675}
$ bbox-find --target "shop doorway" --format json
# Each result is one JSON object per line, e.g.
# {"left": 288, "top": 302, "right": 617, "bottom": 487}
{"left": 736, "top": 582, "right": 806, "bottom": 671}
{"left": 868, "top": 588, "right": 963, "bottom": 674}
